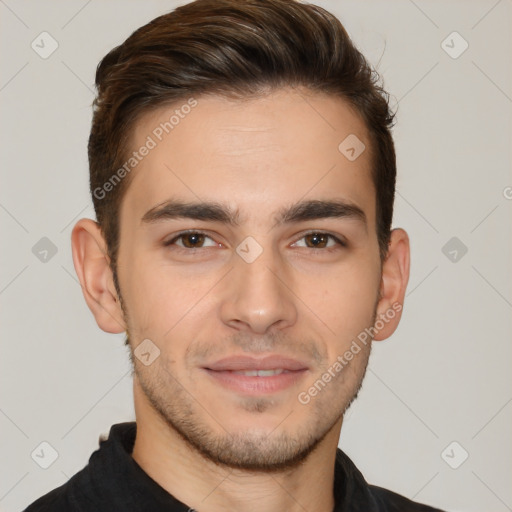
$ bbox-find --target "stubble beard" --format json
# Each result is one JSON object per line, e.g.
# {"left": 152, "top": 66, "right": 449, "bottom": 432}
{"left": 117, "top": 272, "right": 375, "bottom": 472}
{"left": 131, "top": 334, "right": 372, "bottom": 473}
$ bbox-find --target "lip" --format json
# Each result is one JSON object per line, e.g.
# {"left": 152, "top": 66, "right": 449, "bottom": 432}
{"left": 202, "top": 355, "right": 309, "bottom": 395}
{"left": 204, "top": 355, "right": 309, "bottom": 372}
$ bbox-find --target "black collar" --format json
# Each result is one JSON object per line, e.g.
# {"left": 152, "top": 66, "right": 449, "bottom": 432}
{"left": 59, "top": 422, "right": 441, "bottom": 512}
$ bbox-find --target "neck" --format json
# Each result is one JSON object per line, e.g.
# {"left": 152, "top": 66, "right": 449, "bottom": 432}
{"left": 131, "top": 379, "right": 341, "bottom": 512}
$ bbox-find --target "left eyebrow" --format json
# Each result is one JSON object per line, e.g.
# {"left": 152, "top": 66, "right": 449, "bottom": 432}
{"left": 273, "top": 199, "right": 367, "bottom": 231}
{"left": 141, "top": 198, "right": 367, "bottom": 232}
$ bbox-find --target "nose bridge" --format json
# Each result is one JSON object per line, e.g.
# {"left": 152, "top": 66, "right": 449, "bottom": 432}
{"left": 220, "top": 240, "right": 297, "bottom": 333}
{"left": 238, "top": 242, "right": 280, "bottom": 293}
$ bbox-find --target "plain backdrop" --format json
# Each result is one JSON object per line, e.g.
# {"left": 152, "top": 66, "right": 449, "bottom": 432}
{"left": 1, "top": 1, "right": 511, "bottom": 511}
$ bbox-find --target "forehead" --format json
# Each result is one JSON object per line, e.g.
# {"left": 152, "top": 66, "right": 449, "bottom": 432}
{"left": 120, "top": 88, "right": 375, "bottom": 227}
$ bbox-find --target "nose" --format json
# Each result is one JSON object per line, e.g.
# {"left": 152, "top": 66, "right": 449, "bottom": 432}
{"left": 219, "top": 246, "right": 298, "bottom": 334}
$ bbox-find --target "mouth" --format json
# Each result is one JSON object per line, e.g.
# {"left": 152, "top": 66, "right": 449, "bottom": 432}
{"left": 230, "top": 369, "right": 289, "bottom": 377}
{"left": 202, "top": 355, "right": 309, "bottom": 395}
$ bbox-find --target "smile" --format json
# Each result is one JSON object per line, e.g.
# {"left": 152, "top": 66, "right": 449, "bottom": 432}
{"left": 231, "top": 369, "right": 289, "bottom": 377}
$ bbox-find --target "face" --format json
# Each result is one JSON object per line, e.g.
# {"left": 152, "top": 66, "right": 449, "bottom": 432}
{"left": 115, "top": 88, "right": 382, "bottom": 470}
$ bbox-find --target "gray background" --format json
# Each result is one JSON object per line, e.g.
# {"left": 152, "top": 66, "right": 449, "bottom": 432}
{"left": 1, "top": 1, "right": 511, "bottom": 511}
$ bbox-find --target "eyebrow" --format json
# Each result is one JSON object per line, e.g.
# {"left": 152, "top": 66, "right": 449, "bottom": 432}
{"left": 141, "top": 198, "right": 367, "bottom": 230}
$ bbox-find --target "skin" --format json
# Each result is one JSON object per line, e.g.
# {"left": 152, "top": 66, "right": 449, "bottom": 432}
{"left": 72, "top": 87, "right": 410, "bottom": 512}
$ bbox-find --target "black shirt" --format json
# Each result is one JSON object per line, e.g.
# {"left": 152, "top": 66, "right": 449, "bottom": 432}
{"left": 24, "top": 422, "right": 444, "bottom": 511}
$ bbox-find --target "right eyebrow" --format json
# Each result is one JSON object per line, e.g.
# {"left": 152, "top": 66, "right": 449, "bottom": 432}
{"left": 141, "top": 199, "right": 241, "bottom": 226}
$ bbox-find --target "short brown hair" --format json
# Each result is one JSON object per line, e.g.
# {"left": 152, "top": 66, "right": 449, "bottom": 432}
{"left": 89, "top": 0, "right": 396, "bottom": 273}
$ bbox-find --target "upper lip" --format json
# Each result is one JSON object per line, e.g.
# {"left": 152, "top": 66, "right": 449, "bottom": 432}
{"left": 204, "top": 355, "right": 309, "bottom": 372}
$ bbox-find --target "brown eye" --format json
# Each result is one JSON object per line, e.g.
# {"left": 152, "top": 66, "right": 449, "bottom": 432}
{"left": 180, "top": 233, "right": 206, "bottom": 248}
{"left": 292, "top": 232, "right": 345, "bottom": 250}
{"left": 164, "top": 231, "right": 217, "bottom": 249}
{"left": 304, "top": 233, "right": 330, "bottom": 248}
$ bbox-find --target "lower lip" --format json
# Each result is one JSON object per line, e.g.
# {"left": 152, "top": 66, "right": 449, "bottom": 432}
{"left": 203, "top": 369, "right": 308, "bottom": 395}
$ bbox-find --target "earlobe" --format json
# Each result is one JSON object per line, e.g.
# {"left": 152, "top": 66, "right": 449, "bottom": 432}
{"left": 71, "top": 218, "right": 126, "bottom": 334}
{"left": 373, "top": 228, "right": 410, "bottom": 341}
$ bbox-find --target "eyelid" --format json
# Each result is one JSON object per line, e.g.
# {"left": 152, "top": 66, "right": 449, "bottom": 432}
{"left": 291, "top": 230, "right": 347, "bottom": 249}
{"left": 163, "top": 230, "right": 218, "bottom": 247}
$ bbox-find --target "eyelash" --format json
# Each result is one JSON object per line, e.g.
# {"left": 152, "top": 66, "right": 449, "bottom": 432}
{"left": 163, "top": 230, "right": 346, "bottom": 251}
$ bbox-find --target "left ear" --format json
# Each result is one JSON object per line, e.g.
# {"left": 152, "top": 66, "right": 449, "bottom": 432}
{"left": 373, "top": 228, "right": 410, "bottom": 341}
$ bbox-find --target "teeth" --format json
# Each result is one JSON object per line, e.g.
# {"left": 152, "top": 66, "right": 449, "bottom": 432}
{"left": 232, "top": 369, "right": 286, "bottom": 377}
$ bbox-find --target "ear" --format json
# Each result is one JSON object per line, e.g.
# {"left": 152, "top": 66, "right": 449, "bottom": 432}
{"left": 71, "top": 218, "right": 126, "bottom": 334}
{"left": 373, "top": 228, "right": 410, "bottom": 341}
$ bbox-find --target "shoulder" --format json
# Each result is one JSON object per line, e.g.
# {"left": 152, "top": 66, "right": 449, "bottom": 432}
{"left": 334, "top": 448, "right": 445, "bottom": 511}
{"left": 23, "top": 482, "right": 75, "bottom": 512}
{"left": 369, "top": 484, "right": 446, "bottom": 512}
{"left": 22, "top": 423, "right": 135, "bottom": 512}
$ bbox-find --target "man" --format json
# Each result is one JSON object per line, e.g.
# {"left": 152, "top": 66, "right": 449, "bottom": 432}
{"left": 24, "top": 0, "right": 445, "bottom": 510}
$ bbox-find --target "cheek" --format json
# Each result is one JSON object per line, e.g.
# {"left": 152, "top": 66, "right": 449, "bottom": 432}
{"left": 119, "top": 251, "right": 218, "bottom": 339}
{"left": 299, "top": 260, "right": 380, "bottom": 348}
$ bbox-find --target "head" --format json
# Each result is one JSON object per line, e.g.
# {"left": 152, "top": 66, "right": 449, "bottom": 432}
{"left": 72, "top": 0, "right": 409, "bottom": 472}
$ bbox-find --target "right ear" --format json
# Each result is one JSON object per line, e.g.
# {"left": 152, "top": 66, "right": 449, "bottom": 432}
{"left": 71, "top": 218, "right": 126, "bottom": 333}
